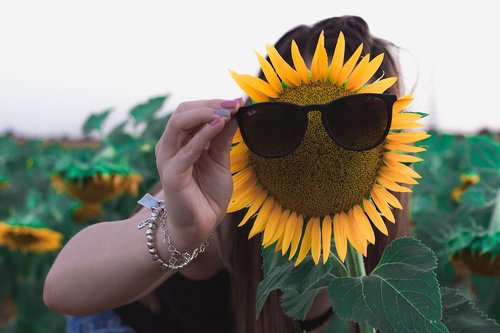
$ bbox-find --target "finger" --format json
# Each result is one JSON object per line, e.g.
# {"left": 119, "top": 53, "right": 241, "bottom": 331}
{"left": 208, "top": 117, "right": 239, "bottom": 168}
{"left": 176, "top": 98, "right": 242, "bottom": 114}
{"left": 159, "top": 107, "right": 223, "bottom": 159}
{"left": 170, "top": 116, "right": 227, "bottom": 174}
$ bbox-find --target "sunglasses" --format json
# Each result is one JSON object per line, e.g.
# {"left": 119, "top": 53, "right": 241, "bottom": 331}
{"left": 236, "top": 93, "right": 396, "bottom": 158}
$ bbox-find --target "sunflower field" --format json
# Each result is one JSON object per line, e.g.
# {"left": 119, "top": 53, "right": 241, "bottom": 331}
{"left": 0, "top": 94, "right": 499, "bottom": 332}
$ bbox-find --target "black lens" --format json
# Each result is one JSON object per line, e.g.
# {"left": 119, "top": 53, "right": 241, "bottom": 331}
{"left": 323, "top": 94, "right": 392, "bottom": 150}
{"left": 237, "top": 103, "right": 306, "bottom": 157}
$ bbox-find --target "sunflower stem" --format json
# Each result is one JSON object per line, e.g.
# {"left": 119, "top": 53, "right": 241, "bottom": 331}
{"left": 330, "top": 251, "right": 348, "bottom": 277}
{"left": 346, "top": 245, "right": 375, "bottom": 333}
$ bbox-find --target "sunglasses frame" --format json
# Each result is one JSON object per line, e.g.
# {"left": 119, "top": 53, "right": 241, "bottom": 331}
{"left": 236, "top": 93, "right": 396, "bottom": 158}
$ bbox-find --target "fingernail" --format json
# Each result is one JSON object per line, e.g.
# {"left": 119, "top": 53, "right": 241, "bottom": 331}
{"left": 221, "top": 98, "right": 243, "bottom": 109}
{"left": 209, "top": 116, "right": 222, "bottom": 125}
{"left": 214, "top": 108, "right": 231, "bottom": 118}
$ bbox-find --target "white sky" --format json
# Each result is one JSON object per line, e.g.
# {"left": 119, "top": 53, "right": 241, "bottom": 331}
{"left": 0, "top": 1, "right": 498, "bottom": 138}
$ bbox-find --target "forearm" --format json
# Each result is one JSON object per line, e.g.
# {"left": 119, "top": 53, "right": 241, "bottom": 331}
{"left": 43, "top": 207, "right": 222, "bottom": 316}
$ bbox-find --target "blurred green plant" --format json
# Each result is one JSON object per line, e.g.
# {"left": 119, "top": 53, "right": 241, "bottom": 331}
{"left": 412, "top": 131, "right": 500, "bottom": 322}
{"left": 0, "top": 94, "right": 172, "bottom": 333}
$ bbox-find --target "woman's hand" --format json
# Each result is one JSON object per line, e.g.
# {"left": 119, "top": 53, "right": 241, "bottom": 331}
{"left": 155, "top": 98, "right": 242, "bottom": 248}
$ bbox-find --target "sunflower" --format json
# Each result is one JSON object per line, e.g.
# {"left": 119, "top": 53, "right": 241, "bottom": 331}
{"left": 451, "top": 173, "right": 480, "bottom": 203}
{"left": 51, "top": 172, "right": 143, "bottom": 221}
{"left": 0, "top": 221, "right": 63, "bottom": 253}
{"left": 228, "top": 31, "right": 429, "bottom": 265}
{"left": 0, "top": 176, "right": 9, "bottom": 190}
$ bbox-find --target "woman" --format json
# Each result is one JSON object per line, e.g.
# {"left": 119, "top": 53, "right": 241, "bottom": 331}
{"left": 44, "top": 15, "right": 412, "bottom": 333}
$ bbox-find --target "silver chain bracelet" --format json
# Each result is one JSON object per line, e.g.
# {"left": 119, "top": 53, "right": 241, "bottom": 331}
{"left": 136, "top": 193, "right": 213, "bottom": 270}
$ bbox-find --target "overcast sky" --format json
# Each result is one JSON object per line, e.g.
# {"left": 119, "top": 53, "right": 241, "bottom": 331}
{"left": 1, "top": 1, "right": 498, "bottom": 138}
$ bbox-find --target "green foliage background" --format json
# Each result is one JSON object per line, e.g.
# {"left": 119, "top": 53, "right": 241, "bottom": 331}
{"left": 0, "top": 94, "right": 499, "bottom": 332}
{"left": 0, "top": 95, "right": 171, "bottom": 333}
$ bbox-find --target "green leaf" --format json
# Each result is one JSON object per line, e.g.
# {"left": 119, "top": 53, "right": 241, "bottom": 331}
{"left": 466, "top": 136, "right": 500, "bottom": 170}
{"left": 129, "top": 95, "right": 169, "bottom": 126}
{"left": 328, "top": 237, "right": 448, "bottom": 333}
{"left": 441, "top": 287, "right": 500, "bottom": 332}
{"left": 81, "top": 108, "right": 112, "bottom": 135}
{"left": 256, "top": 245, "right": 334, "bottom": 319}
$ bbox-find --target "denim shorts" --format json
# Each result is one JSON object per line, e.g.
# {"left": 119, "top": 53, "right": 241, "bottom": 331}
{"left": 66, "top": 311, "right": 135, "bottom": 333}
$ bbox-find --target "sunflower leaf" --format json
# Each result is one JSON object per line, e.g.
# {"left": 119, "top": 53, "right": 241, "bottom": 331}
{"left": 256, "top": 244, "right": 335, "bottom": 320}
{"left": 441, "top": 287, "right": 500, "bottom": 332}
{"left": 81, "top": 108, "right": 112, "bottom": 135}
{"left": 129, "top": 95, "right": 169, "bottom": 126}
{"left": 328, "top": 237, "right": 449, "bottom": 333}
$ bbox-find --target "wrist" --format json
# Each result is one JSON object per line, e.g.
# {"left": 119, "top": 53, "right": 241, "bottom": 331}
{"left": 137, "top": 193, "right": 213, "bottom": 271}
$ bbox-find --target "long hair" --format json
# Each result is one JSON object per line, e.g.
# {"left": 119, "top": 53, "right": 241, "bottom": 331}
{"left": 220, "top": 15, "right": 411, "bottom": 333}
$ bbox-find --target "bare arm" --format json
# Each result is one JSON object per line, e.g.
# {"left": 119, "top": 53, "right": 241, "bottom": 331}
{"left": 43, "top": 200, "right": 224, "bottom": 316}
{"left": 43, "top": 98, "right": 242, "bottom": 316}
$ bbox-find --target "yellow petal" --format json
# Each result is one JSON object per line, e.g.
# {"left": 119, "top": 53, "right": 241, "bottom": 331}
{"left": 228, "top": 177, "right": 258, "bottom": 212}
{"left": 281, "top": 211, "right": 298, "bottom": 255}
{"left": 232, "top": 167, "right": 255, "bottom": 188}
{"left": 384, "top": 159, "right": 422, "bottom": 179}
{"left": 262, "top": 203, "right": 283, "bottom": 246}
{"left": 255, "top": 51, "right": 283, "bottom": 94}
{"left": 370, "top": 190, "right": 395, "bottom": 223}
{"left": 379, "top": 166, "right": 419, "bottom": 185}
{"left": 266, "top": 44, "right": 301, "bottom": 87}
{"left": 288, "top": 214, "right": 304, "bottom": 260}
{"left": 229, "top": 70, "right": 269, "bottom": 102}
{"left": 248, "top": 196, "right": 275, "bottom": 239}
{"left": 363, "top": 198, "right": 388, "bottom": 235}
{"left": 377, "top": 174, "right": 412, "bottom": 193}
{"left": 230, "top": 141, "right": 248, "bottom": 166}
{"left": 268, "top": 209, "right": 289, "bottom": 247}
{"left": 357, "top": 77, "right": 398, "bottom": 94}
{"left": 311, "top": 31, "right": 328, "bottom": 83}
{"left": 274, "top": 236, "right": 284, "bottom": 253}
{"left": 352, "top": 205, "right": 375, "bottom": 244}
{"left": 295, "top": 218, "right": 313, "bottom": 266}
{"left": 333, "top": 213, "right": 347, "bottom": 262}
{"left": 234, "top": 73, "right": 279, "bottom": 98}
{"left": 393, "top": 94, "right": 413, "bottom": 113}
{"left": 310, "top": 217, "right": 321, "bottom": 265}
{"left": 232, "top": 128, "right": 243, "bottom": 144}
{"left": 230, "top": 156, "right": 249, "bottom": 174}
{"left": 392, "top": 112, "right": 423, "bottom": 124}
{"left": 384, "top": 142, "right": 427, "bottom": 153}
{"left": 372, "top": 184, "right": 402, "bottom": 210}
{"left": 386, "top": 131, "right": 431, "bottom": 144}
{"left": 391, "top": 113, "right": 424, "bottom": 130}
{"left": 291, "top": 40, "right": 310, "bottom": 83}
{"left": 335, "top": 43, "right": 363, "bottom": 85}
{"left": 343, "top": 211, "right": 367, "bottom": 256}
{"left": 346, "top": 53, "right": 385, "bottom": 92}
{"left": 227, "top": 191, "right": 252, "bottom": 213}
{"left": 328, "top": 31, "right": 345, "bottom": 83}
{"left": 384, "top": 152, "right": 423, "bottom": 163}
{"left": 321, "top": 215, "right": 332, "bottom": 264}
{"left": 237, "top": 188, "right": 268, "bottom": 226}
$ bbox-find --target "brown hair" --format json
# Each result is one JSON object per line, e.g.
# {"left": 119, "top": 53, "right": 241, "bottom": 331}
{"left": 221, "top": 15, "right": 411, "bottom": 333}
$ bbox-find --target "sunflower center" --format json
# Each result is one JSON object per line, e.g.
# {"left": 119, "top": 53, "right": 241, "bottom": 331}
{"left": 5, "top": 231, "right": 39, "bottom": 245}
{"left": 250, "top": 82, "right": 384, "bottom": 217}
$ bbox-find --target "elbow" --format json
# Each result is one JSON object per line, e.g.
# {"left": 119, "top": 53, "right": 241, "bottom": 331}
{"left": 43, "top": 272, "right": 75, "bottom": 316}
{"left": 43, "top": 272, "right": 101, "bottom": 317}
{"left": 43, "top": 273, "right": 60, "bottom": 314}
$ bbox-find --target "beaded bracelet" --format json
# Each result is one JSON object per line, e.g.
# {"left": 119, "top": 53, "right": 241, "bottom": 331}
{"left": 137, "top": 193, "right": 212, "bottom": 270}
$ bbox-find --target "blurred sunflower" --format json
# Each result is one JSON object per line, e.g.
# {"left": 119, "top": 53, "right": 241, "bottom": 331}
{"left": 0, "top": 221, "right": 63, "bottom": 253}
{"left": 228, "top": 31, "right": 429, "bottom": 265}
{"left": 52, "top": 172, "right": 143, "bottom": 221}
{"left": 0, "top": 176, "right": 9, "bottom": 190}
